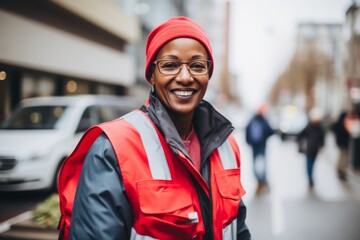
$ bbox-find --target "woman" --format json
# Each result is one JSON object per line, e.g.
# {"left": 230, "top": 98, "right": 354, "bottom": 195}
{"left": 59, "top": 16, "right": 251, "bottom": 240}
{"left": 297, "top": 108, "right": 325, "bottom": 188}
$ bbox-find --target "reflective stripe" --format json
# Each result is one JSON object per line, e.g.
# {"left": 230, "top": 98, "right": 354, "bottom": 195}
{"left": 130, "top": 227, "right": 157, "bottom": 240}
{"left": 123, "top": 112, "right": 238, "bottom": 240}
{"left": 123, "top": 111, "right": 171, "bottom": 180}
{"left": 217, "top": 139, "right": 237, "bottom": 169}
{"left": 222, "top": 219, "right": 237, "bottom": 240}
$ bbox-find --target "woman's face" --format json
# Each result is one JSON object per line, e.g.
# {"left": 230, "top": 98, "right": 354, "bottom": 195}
{"left": 150, "top": 38, "right": 210, "bottom": 117}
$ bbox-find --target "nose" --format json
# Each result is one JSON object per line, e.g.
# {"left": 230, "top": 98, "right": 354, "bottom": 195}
{"left": 176, "top": 64, "right": 193, "bottom": 83}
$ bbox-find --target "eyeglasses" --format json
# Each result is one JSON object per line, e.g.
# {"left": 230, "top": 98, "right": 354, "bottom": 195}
{"left": 153, "top": 59, "right": 212, "bottom": 76}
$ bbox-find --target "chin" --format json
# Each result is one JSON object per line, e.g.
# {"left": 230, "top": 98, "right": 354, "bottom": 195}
{"left": 169, "top": 105, "right": 197, "bottom": 115}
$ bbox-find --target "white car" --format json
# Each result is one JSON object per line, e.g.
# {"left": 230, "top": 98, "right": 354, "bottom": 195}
{"left": 277, "top": 105, "right": 308, "bottom": 140}
{"left": 0, "top": 95, "right": 140, "bottom": 191}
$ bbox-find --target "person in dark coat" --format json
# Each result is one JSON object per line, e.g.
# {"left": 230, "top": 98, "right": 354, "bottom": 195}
{"left": 331, "top": 111, "right": 351, "bottom": 181}
{"left": 245, "top": 103, "right": 274, "bottom": 194}
{"left": 297, "top": 108, "right": 325, "bottom": 188}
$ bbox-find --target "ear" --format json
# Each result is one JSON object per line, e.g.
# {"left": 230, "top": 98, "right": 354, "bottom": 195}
{"left": 149, "top": 74, "right": 155, "bottom": 85}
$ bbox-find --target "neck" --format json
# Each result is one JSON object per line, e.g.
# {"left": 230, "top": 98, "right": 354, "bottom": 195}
{"left": 170, "top": 113, "right": 193, "bottom": 140}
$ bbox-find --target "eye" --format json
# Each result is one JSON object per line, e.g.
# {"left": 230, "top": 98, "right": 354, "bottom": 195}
{"left": 160, "top": 61, "right": 180, "bottom": 70}
{"left": 189, "top": 61, "right": 206, "bottom": 71}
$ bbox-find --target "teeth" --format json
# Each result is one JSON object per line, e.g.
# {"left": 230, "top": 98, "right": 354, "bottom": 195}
{"left": 174, "top": 90, "right": 193, "bottom": 97}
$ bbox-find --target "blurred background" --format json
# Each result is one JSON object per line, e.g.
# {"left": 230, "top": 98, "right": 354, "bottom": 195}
{"left": 0, "top": 0, "right": 360, "bottom": 239}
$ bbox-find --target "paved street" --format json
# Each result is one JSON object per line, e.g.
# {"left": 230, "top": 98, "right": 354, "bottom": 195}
{"left": 1, "top": 119, "right": 359, "bottom": 240}
{"left": 234, "top": 129, "right": 360, "bottom": 240}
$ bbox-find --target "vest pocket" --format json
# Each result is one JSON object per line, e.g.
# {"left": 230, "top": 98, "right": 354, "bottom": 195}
{"left": 136, "top": 180, "right": 204, "bottom": 239}
{"left": 215, "top": 168, "right": 245, "bottom": 200}
{"left": 137, "top": 180, "right": 194, "bottom": 217}
{"left": 214, "top": 168, "right": 245, "bottom": 227}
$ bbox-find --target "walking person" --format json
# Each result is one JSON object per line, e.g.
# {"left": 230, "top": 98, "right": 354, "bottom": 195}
{"left": 245, "top": 103, "right": 274, "bottom": 194}
{"left": 297, "top": 108, "right": 325, "bottom": 188}
{"left": 58, "top": 16, "right": 251, "bottom": 240}
{"left": 331, "top": 111, "right": 351, "bottom": 181}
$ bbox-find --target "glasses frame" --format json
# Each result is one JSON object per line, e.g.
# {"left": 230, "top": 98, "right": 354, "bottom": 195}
{"left": 153, "top": 59, "right": 212, "bottom": 76}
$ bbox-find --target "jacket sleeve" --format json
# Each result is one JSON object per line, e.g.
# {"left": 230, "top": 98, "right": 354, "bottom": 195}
{"left": 264, "top": 119, "right": 275, "bottom": 138}
{"left": 69, "top": 133, "right": 133, "bottom": 240}
{"left": 237, "top": 199, "right": 252, "bottom": 240}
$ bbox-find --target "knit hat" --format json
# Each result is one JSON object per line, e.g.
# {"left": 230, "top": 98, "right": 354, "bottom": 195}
{"left": 145, "top": 16, "right": 214, "bottom": 81}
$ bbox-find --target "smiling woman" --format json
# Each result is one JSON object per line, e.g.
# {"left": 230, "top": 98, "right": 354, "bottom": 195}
{"left": 149, "top": 38, "right": 210, "bottom": 130}
{"left": 58, "top": 17, "right": 251, "bottom": 240}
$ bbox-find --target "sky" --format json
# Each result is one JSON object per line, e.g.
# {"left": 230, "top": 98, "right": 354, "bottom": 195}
{"left": 229, "top": 0, "right": 353, "bottom": 110}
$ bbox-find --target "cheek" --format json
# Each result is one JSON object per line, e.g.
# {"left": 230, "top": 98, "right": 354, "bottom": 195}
{"left": 201, "top": 79, "right": 209, "bottom": 89}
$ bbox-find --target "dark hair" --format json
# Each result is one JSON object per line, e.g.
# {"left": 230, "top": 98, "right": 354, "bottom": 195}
{"left": 148, "top": 63, "right": 156, "bottom": 79}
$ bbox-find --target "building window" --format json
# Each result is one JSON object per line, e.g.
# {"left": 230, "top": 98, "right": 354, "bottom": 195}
{"left": 22, "top": 74, "right": 55, "bottom": 99}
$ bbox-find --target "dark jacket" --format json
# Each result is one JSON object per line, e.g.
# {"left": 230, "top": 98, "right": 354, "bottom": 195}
{"left": 245, "top": 114, "right": 274, "bottom": 146}
{"left": 298, "top": 122, "right": 325, "bottom": 155}
{"left": 332, "top": 112, "right": 350, "bottom": 149}
{"left": 69, "top": 92, "right": 251, "bottom": 240}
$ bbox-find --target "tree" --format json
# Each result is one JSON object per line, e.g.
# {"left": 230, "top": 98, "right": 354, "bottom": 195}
{"left": 270, "top": 43, "right": 334, "bottom": 112}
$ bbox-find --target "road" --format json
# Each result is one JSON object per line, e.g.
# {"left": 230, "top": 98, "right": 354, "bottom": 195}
{"left": 234, "top": 129, "right": 360, "bottom": 240}
{"left": 0, "top": 191, "right": 51, "bottom": 224}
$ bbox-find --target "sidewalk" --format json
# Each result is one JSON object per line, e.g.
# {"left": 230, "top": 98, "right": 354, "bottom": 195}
{"left": 0, "top": 212, "right": 57, "bottom": 240}
{"left": 237, "top": 131, "right": 360, "bottom": 240}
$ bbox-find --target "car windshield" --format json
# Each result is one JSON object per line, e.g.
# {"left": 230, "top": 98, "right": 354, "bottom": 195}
{"left": 0, "top": 106, "right": 67, "bottom": 130}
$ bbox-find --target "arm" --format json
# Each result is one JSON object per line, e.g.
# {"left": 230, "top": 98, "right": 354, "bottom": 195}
{"left": 264, "top": 118, "right": 275, "bottom": 138}
{"left": 297, "top": 125, "right": 307, "bottom": 142}
{"left": 237, "top": 199, "right": 252, "bottom": 240}
{"left": 69, "top": 133, "right": 133, "bottom": 240}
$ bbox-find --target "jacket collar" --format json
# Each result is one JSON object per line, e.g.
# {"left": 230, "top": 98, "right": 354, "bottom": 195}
{"left": 144, "top": 91, "right": 234, "bottom": 161}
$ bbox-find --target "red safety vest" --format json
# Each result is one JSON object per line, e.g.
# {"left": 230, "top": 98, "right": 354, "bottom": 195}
{"left": 58, "top": 110, "right": 245, "bottom": 240}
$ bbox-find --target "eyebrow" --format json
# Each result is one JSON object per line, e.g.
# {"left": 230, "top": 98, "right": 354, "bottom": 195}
{"left": 157, "top": 55, "right": 208, "bottom": 60}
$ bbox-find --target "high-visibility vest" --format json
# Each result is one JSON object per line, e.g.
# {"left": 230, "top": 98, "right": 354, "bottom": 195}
{"left": 58, "top": 110, "right": 245, "bottom": 240}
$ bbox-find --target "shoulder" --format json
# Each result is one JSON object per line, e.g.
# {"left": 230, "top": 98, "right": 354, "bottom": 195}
{"left": 83, "top": 133, "right": 120, "bottom": 177}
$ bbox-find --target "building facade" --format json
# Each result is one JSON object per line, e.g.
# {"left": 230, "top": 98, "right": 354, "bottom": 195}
{"left": 0, "top": 0, "right": 224, "bottom": 122}
{"left": 0, "top": 0, "right": 141, "bottom": 121}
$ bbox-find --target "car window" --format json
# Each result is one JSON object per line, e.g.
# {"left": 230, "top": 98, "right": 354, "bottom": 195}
{"left": 76, "top": 106, "right": 97, "bottom": 133}
{"left": 0, "top": 106, "right": 66, "bottom": 130}
{"left": 98, "top": 106, "right": 130, "bottom": 123}
{"left": 75, "top": 105, "right": 134, "bottom": 133}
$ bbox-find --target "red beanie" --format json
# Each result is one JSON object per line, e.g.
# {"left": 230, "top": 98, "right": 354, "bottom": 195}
{"left": 145, "top": 16, "right": 214, "bottom": 81}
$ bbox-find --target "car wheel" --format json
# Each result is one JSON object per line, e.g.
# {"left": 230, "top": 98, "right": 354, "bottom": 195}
{"left": 280, "top": 133, "right": 286, "bottom": 141}
{"left": 52, "top": 159, "right": 65, "bottom": 193}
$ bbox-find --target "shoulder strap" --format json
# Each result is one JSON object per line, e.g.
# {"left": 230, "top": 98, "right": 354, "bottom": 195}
{"left": 102, "top": 110, "right": 171, "bottom": 180}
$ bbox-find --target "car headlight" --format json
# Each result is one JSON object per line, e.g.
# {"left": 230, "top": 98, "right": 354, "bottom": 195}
{"left": 279, "top": 123, "right": 289, "bottom": 133}
{"left": 28, "top": 152, "right": 48, "bottom": 161}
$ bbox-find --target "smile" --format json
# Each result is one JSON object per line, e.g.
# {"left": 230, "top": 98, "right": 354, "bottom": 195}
{"left": 173, "top": 90, "right": 194, "bottom": 97}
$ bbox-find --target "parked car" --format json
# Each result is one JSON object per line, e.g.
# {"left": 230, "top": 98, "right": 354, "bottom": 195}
{"left": 0, "top": 95, "right": 140, "bottom": 191}
{"left": 277, "top": 105, "right": 308, "bottom": 140}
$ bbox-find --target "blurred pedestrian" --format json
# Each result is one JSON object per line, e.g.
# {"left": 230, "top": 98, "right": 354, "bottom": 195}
{"left": 331, "top": 110, "right": 351, "bottom": 181}
{"left": 245, "top": 103, "right": 274, "bottom": 194}
{"left": 297, "top": 108, "right": 325, "bottom": 188}
{"left": 58, "top": 16, "right": 251, "bottom": 240}
{"left": 344, "top": 109, "right": 360, "bottom": 170}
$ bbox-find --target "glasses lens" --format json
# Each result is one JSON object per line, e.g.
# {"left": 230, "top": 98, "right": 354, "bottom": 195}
{"left": 156, "top": 60, "right": 211, "bottom": 75}
{"left": 158, "top": 61, "right": 180, "bottom": 75}
{"left": 188, "top": 61, "right": 208, "bottom": 75}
